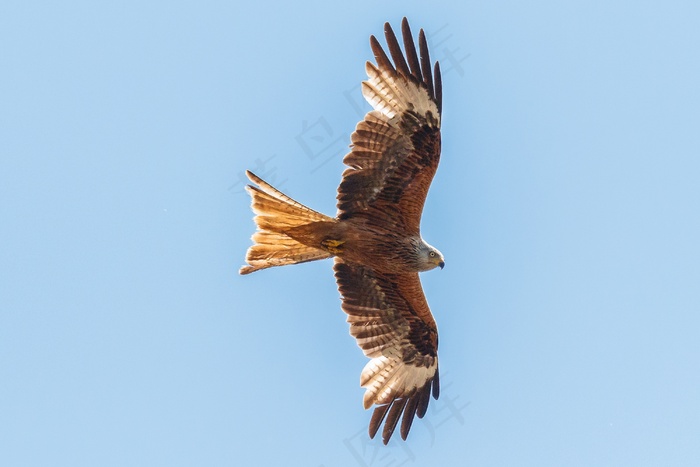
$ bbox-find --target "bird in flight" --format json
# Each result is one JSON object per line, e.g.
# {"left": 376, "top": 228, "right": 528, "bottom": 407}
{"left": 240, "top": 18, "right": 445, "bottom": 444}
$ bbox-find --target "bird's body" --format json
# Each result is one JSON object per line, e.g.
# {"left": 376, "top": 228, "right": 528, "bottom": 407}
{"left": 240, "top": 18, "right": 447, "bottom": 444}
{"left": 280, "top": 218, "right": 437, "bottom": 274}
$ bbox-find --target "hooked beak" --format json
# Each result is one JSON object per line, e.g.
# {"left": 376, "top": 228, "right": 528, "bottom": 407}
{"left": 438, "top": 261, "right": 445, "bottom": 269}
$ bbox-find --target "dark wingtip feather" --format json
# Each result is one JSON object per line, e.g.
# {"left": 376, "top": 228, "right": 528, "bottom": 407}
{"left": 434, "top": 61, "right": 443, "bottom": 115}
{"left": 382, "top": 398, "right": 408, "bottom": 445}
{"left": 369, "top": 404, "right": 391, "bottom": 440}
{"left": 416, "top": 383, "right": 432, "bottom": 419}
{"left": 418, "top": 29, "right": 434, "bottom": 100}
{"left": 384, "top": 21, "right": 411, "bottom": 77}
{"left": 400, "top": 396, "right": 420, "bottom": 440}
{"left": 401, "top": 18, "right": 423, "bottom": 83}
{"left": 432, "top": 367, "right": 441, "bottom": 400}
{"left": 369, "top": 35, "right": 394, "bottom": 74}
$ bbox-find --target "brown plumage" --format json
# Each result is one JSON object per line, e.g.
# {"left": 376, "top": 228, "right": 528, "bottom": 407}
{"left": 240, "top": 18, "right": 445, "bottom": 444}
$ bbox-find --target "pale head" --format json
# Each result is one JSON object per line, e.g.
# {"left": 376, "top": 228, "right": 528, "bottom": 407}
{"left": 415, "top": 239, "right": 445, "bottom": 272}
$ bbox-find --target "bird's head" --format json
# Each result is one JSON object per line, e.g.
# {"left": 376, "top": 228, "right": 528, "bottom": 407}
{"left": 416, "top": 240, "right": 445, "bottom": 272}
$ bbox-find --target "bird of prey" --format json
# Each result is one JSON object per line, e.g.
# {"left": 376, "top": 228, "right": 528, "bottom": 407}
{"left": 240, "top": 18, "right": 445, "bottom": 444}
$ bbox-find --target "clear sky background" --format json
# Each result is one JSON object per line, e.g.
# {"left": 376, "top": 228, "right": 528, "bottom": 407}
{"left": 2, "top": 1, "right": 699, "bottom": 466}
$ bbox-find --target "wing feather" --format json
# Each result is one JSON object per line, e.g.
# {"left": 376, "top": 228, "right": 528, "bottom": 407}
{"left": 401, "top": 18, "right": 423, "bottom": 83}
{"left": 384, "top": 22, "right": 411, "bottom": 77}
{"left": 418, "top": 29, "right": 434, "bottom": 99}
{"left": 416, "top": 382, "right": 432, "bottom": 418}
{"left": 382, "top": 398, "right": 408, "bottom": 444}
{"left": 335, "top": 259, "right": 439, "bottom": 444}
{"left": 337, "top": 17, "right": 442, "bottom": 235}
{"left": 434, "top": 62, "right": 443, "bottom": 115}
{"left": 400, "top": 395, "right": 420, "bottom": 440}
{"left": 368, "top": 403, "right": 391, "bottom": 440}
{"left": 369, "top": 35, "right": 395, "bottom": 76}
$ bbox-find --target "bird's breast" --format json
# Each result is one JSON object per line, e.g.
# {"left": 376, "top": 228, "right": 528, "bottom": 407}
{"left": 335, "top": 220, "right": 420, "bottom": 274}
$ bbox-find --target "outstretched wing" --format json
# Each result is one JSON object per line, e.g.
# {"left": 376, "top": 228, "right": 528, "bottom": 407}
{"left": 337, "top": 18, "right": 442, "bottom": 236}
{"left": 334, "top": 259, "right": 440, "bottom": 444}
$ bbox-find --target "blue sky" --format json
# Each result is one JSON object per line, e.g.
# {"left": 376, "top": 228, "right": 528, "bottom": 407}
{"left": 2, "top": 1, "right": 699, "bottom": 466}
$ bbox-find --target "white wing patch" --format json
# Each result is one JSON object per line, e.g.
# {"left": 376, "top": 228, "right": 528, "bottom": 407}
{"left": 361, "top": 62, "right": 440, "bottom": 125}
{"left": 360, "top": 354, "right": 438, "bottom": 409}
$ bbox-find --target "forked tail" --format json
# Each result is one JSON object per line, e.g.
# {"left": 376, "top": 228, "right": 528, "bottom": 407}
{"left": 239, "top": 171, "right": 337, "bottom": 275}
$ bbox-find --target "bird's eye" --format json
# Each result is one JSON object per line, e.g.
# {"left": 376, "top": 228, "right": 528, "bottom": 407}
{"left": 429, "top": 251, "right": 435, "bottom": 257}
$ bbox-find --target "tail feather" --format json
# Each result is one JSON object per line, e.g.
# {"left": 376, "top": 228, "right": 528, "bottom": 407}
{"left": 240, "top": 171, "right": 336, "bottom": 275}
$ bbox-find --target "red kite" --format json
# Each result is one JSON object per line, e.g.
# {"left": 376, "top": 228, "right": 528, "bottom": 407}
{"left": 241, "top": 18, "right": 445, "bottom": 444}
